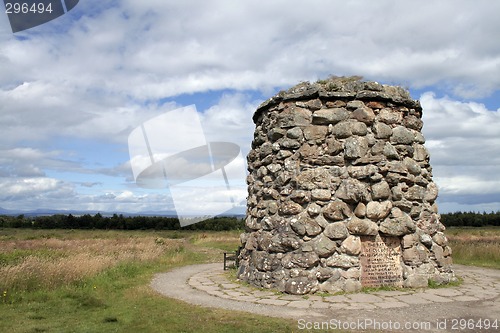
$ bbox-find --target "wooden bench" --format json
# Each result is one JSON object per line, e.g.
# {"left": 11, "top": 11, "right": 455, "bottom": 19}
{"left": 223, "top": 246, "right": 242, "bottom": 270}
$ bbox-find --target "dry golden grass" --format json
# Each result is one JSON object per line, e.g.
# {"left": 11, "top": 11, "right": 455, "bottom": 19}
{"left": 0, "top": 236, "right": 182, "bottom": 291}
{"left": 190, "top": 233, "right": 238, "bottom": 243}
{"left": 447, "top": 235, "right": 500, "bottom": 242}
{"left": 189, "top": 231, "right": 241, "bottom": 251}
{"left": 446, "top": 227, "right": 500, "bottom": 269}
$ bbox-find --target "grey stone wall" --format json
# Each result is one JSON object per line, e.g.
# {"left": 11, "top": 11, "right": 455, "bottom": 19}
{"left": 237, "top": 76, "right": 455, "bottom": 294}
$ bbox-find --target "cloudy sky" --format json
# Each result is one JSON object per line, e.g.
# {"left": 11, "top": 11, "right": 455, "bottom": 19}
{"left": 0, "top": 0, "right": 499, "bottom": 215}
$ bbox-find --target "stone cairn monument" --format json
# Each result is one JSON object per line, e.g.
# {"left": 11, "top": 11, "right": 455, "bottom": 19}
{"left": 238, "top": 76, "right": 455, "bottom": 294}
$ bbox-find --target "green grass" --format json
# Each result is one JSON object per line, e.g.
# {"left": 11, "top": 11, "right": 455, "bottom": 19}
{"left": 448, "top": 240, "right": 500, "bottom": 269}
{"left": 445, "top": 226, "right": 500, "bottom": 269}
{"left": 0, "top": 226, "right": 498, "bottom": 332}
{"left": 428, "top": 276, "right": 463, "bottom": 289}
{"left": 1, "top": 261, "right": 297, "bottom": 332}
{"left": 0, "top": 248, "right": 67, "bottom": 266}
{"left": 445, "top": 226, "right": 500, "bottom": 238}
{"left": 0, "top": 228, "right": 304, "bottom": 333}
{"left": 189, "top": 231, "right": 242, "bottom": 252}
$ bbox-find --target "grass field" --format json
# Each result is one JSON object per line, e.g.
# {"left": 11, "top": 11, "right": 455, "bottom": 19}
{"left": 0, "top": 229, "right": 300, "bottom": 333}
{"left": 445, "top": 226, "right": 500, "bottom": 269}
{"left": 0, "top": 226, "right": 498, "bottom": 332}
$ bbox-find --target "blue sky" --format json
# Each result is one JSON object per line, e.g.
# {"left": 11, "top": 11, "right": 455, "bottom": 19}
{"left": 0, "top": 0, "right": 499, "bottom": 215}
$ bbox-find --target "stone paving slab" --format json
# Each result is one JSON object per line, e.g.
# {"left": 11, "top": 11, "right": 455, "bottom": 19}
{"left": 152, "top": 264, "right": 500, "bottom": 332}
{"left": 371, "top": 290, "right": 410, "bottom": 297}
{"left": 288, "top": 300, "right": 311, "bottom": 308}
{"left": 184, "top": 264, "right": 500, "bottom": 310}
{"left": 343, "top": 303, "right": 378, "bottom": 310}
{"left": 278, "top": 294, "right": 304, "bottom": 301}
{"left": 394, "top": 294, "right": 432, "bottom": 305}
{"left": 310, "top": 301, "right": 330, "bottom": 309}
{"left": 322, "top": 295, "right": 349, "bottom": 303}
{"left": 451, "top": 295, "right": 480, "bottom": 302}
{"left": 417, "top": 293, "right": 453, "bottom": 303}
{"left": 373, "top": 301, "right": 409, "bottom": 309}
{"left": 346, "top": 293, "right": 384, "bottom": 303}
{"left": 256, "top": 298, "right": 290, "bottom": 306}
{"left": 426, "top": 288, "right": 464, "bottom": 297}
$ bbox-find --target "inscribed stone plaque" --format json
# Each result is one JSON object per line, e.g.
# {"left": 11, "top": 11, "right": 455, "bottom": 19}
{"left": 360, "top": 235, "right": 403, "bottom": 287}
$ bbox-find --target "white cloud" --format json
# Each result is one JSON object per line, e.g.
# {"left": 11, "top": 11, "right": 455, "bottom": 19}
{"left": 0, "top": 147, "right": 80, "bottom": 177}
{"left": 1, "top": 0, "right": 500, "bottom": 213}
{"left": 421, "top": 92, "right": 500, "bottom": 164}
{"left": 436, "top": 176, "right": 500, "bottom": 196}
{"left": 2, "top": 1, "right": 499, "bottom": 145}
{"left": 3, "top": 0, "right": 500, "bottom": 103}
{"left": 83, "top": 191, "right": 175, "bottom": 213}
{"left": 421, "top": 93, "right": 500, "bottom": 211}
{"left": 0, "top": 176, "right": 176, "bottom": 213}
{"left": 116, "top": 190, "right": 135, "bottom": 201}
{"left": 0, "top": 177, "right": 74, "bottom": 199}
{"left": 201, "top": 92, "right": 259, "bottom": 155}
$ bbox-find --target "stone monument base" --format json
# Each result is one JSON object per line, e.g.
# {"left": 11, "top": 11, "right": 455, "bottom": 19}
{"left": 238, "top": 77, "right": 455, "bottom": 294}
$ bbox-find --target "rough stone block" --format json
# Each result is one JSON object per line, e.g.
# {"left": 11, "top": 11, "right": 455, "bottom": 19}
{"left": 324, "top": 222, "right": 349, "bottom": 239}
{"left": 285, "top": 277, "right": 318, "bottom": 295}
{"left": 366, "top": 201, "right": 392, "bottom": 221}
{"left": 312, "top": 108, "right": 349, "bottom": 124}
{"left": 347, "top": 217, "right": 379, "bottom": 236}
{"left": 341, "top": 235, "right": 361, "bottom": 256}
{"left": 322, "top": 201, "right": 350, "bottom": 221}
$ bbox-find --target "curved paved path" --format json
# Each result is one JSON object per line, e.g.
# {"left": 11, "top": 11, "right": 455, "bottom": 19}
{"left": 151, "top": 264, "right": 500, "bottom": 332}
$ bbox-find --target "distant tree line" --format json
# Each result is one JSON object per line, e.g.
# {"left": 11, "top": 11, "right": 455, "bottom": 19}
{"left": 0, "top": 213, "right": 244, "bottom": 231}
{"left": 440, "top": 211, "right": 500, "bottom": 227}
{"left": 1, "top": 211, "right": 499, "bottom": 230}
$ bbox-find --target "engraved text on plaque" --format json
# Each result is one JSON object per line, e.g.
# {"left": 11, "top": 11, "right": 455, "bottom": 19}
{"left": 360, "top": 235, "right": 403, "bottom": 288}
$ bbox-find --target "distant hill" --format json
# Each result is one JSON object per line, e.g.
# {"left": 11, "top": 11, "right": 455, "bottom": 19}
{"left": 0, "top": 207, "right": 16, "bottom": 215}
{"left": 0, "top": 206, "right": 245, "bottom": 219}
{"left": 0, "top": 207, "right": 178, "bottom": 217}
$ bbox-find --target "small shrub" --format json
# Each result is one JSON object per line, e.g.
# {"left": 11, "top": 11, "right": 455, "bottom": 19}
{"left": 103, "top": 317, "right": 118, "bottom": 323}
